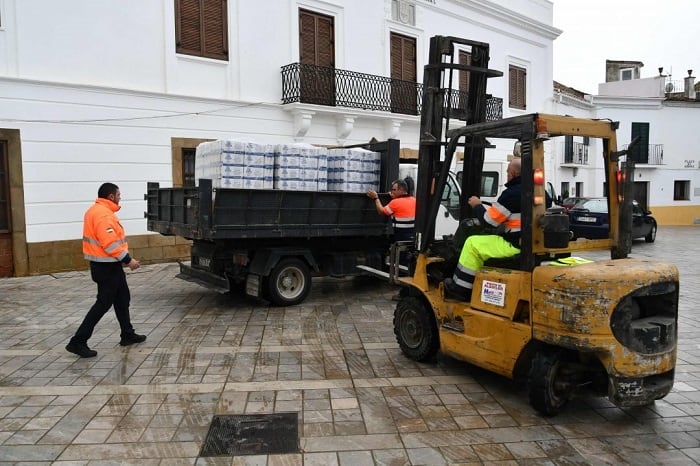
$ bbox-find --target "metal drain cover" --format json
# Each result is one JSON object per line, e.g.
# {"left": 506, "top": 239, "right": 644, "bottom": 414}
{"left": 200, "top": 412, "right": 299, "bottom": 457}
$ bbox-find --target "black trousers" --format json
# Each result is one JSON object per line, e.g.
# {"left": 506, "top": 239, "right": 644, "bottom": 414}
{"left": 71, "top": 261, "right": 134, "bottom": 344}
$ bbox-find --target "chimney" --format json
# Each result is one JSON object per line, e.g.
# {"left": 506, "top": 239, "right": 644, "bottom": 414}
{"left": 685, "top": 70, "right": 696, "bottom": 99}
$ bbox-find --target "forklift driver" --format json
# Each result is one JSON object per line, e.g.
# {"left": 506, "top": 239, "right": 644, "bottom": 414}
{"left": 444, "top": 158, "right": 522, "bottom": 301}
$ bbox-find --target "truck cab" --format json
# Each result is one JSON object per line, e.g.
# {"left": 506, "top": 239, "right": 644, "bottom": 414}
{"left": 399, "top": 163, "right": 461, "bottom": 239}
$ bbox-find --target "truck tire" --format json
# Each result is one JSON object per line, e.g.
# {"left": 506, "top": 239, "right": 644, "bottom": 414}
{"left": 393, "top": 297, "right": 439, "bottom": 362}
{"left": 266, "top": 258, "right": 311, "bottom": 306}
{"left": 527, "top": 350, "right": 573, "bottom": 416}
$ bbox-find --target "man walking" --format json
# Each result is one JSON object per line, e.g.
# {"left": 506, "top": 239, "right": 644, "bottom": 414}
{"left": 66, "top": 183, "right": 146, "bottom": 358}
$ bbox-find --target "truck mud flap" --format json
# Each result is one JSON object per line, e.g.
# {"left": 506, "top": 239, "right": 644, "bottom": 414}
{"left": 176, "top": 261, "right": 230, "bottom": 294}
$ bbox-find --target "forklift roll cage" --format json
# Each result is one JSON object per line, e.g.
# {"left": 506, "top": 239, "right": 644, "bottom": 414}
{"left": 413, "top": 37, "right": 635, "bottom": 271}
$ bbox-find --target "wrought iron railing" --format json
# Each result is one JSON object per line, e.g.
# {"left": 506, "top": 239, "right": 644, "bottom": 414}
{"left": 562, "top": 142, "right": 589, "bottom": 165}
{"left": 623, "top": 143, "right": 664, "bottom": 165}
{"left": 281, "top": 62, "right": 503, "bottom": 120}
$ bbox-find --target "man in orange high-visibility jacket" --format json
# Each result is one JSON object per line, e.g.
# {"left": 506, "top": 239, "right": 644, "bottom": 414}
{"left": 66, "top": 183, "right": 146, "bottom": 358}
{"left": 367, "top": 179, "right": 416, "bottom": 301}
{"left": 367, "top": 179, "right": 416, "bottom": 243}
{"left": 444, "top": 158, "right": 523, "bottom": 302}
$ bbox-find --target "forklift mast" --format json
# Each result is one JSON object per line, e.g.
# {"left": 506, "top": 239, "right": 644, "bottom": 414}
{"left": 415, "top": 36, "right": 503, "bottom": 252}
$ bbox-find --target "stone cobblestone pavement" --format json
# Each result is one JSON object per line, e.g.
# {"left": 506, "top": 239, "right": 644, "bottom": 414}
{"left": 0, "top": 226, "right": 699, "bottom": 465}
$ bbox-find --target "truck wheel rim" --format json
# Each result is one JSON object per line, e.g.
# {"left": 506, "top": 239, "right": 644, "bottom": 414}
{"left": 277, "top": 268, "right": 303, "bottom": 299}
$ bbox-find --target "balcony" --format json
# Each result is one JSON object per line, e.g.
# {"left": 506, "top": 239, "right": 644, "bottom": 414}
{"left": 561, "top": 142, "right": 589, "bottom": 165}
{"left": 281, "top": 63, "right": 503, "bottom": 121}
{"left": 623, "top": 143, "right": 664, "bottom": 165}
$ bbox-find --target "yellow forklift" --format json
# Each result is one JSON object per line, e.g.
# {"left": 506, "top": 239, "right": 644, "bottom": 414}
{"left": 392, "top": 36, "right": 679, "bottom": 416}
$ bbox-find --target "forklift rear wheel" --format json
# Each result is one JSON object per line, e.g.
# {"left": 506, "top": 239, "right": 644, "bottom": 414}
{"left": 528, "top": 350, "right": 573, "bottom": 416}
{"left": 393, "top": 297, "right": 439, "bottom": 362}
{"left": 266, "top": 258, "right": 311, "bottom": 306}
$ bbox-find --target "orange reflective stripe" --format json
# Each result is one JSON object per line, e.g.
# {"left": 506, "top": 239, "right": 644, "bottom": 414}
{"left": 505, "top": 218, "right": 521, "bottom": 231}
{"left": 485, "top": 203, "right": 510, "bottom": 227}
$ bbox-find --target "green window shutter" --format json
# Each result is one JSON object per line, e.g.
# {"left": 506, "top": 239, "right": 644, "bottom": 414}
{"left": 564, "top": 135, "right": 573, "bottom": 163}
{"left": 631, "top": 122, "right": 649, "bottom": 163}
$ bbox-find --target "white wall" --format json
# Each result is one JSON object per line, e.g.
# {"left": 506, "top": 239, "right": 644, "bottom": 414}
{"left": 552, "top": 89, "right": 700, "bottom": 212}
{"left": 0, "top": 0, "right": 558, "bottom": 243}
{"left": 598, "top": 76, "right": 664, "bottom": 98}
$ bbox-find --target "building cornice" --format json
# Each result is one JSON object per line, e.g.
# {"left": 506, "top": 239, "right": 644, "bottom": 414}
{"left": 590, "top": 95, "right": 664, "bottom": 110}
{"left": 430, "top": 0, "right": 561, "bottom": 44}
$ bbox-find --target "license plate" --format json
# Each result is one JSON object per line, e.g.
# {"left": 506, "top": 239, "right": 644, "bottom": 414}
{"left": 576, "top": 216, "right": 597, "bottom": 223}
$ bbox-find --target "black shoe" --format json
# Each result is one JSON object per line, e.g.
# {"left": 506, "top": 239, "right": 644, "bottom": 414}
{"left": 119, "top": 333, "right": 147, "bottom": 346}
{"left": 66, "top": 341, "right": 97, "bottom": 358}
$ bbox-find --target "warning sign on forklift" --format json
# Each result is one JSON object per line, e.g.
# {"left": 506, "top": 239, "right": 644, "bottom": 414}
{"left": 481, "top": 281, "right": 505, "bottom": 306}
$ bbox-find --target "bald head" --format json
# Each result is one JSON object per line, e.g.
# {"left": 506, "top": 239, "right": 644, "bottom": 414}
{"left": 507, "top": 158, "right": 521, "bottom": 180}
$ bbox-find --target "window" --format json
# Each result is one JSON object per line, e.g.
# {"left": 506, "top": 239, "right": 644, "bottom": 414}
{"left": 182, "top": 148, "right": 196, "bottom": 187}
{"left": 481, "top": 171, "right": 499, "bottom": 197}
{"left": 560, "top": 182, "right": 570, "bottom": 199}
{"left": 390, "top": 32, "right": 417, "bottom": 115}
{"left": 620, "top": 68, "right": 633, "bottom": 81}
{"left": 171, "top": 138, "right": 213, "bottom": 187}
{"left": 175, "top": 0, "right": 228, "bottom": 60}
{"left": 509, "top": 65, "right": 526, "bottom": 110}
{"left": 0, "top": 142, "right": 9, "bottom": 232}
{"left": 630, "top": 122, "right": 650, "bottom": 163}
{"left": 564, "top": 135, "right": 574, "bottom": 163}
{"left": 299, "top": 9, "right": 335, "bottom": 106}
{"left": 674, "top": 180, "right": 690, "bottom": 201}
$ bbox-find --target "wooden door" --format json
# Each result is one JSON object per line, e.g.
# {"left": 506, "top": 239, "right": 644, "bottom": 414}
{"left": 0, "top": 141, "right": 12, "bottom": 277}
{"left": 390, "top": 33, "right": 417, "bottom": 114}
{"left": 299, "top": 9, "right": 335, "bottom": 106}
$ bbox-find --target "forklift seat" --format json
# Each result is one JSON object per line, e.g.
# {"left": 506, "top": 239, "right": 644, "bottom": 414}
{"left": 483, "top": 255, "right": 521, "bottom": 269}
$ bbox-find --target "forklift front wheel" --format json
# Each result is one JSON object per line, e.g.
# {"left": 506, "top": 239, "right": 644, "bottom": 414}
{"left": 528, "top": 350, "right": 573, "bottom": 416}
{"left": 393, "top": 297, "right": 439, "bottom": 362}
{"left": 266, "top": 258, "right": 311, "bottom": 306}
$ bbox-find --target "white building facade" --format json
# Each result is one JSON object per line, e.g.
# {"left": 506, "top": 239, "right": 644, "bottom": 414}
{"left": 548, "top": 67, "right": 700, "bottom": 227}
{"left": 0, "top": 0, "right": 560, "bottom": 276}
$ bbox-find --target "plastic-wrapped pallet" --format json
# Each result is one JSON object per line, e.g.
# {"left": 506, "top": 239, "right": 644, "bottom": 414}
{"left": 194, "top": 139, "right": 274, "bottom": 189}
{"left": 273, "top": 143, "right": 328, "bottom": 191}
{"left": 327, "top": 148, "right": 381, "bottom": 193}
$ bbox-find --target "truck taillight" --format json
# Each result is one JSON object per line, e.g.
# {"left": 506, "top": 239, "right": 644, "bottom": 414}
{"left": 233, "top": 253, "right": 249, "bottom": 266}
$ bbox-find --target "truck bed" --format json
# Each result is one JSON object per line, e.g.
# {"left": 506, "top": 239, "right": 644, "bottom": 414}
{"left": 145, "top": 179, "right": 392, "bottom": 240}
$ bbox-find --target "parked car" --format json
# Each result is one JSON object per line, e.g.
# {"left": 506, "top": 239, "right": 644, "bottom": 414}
{"left": 569, "top": 198, "right": 657, "bottom": 242}
{"left": 561, "top": 197, "right": 585, "bottom": 212}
